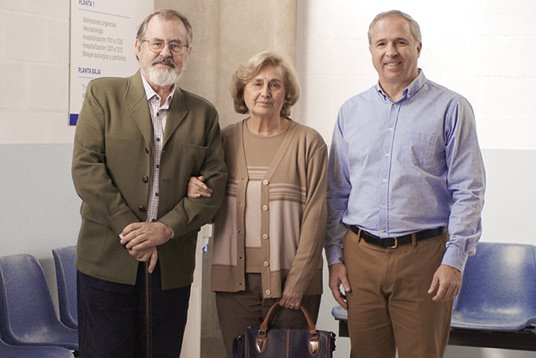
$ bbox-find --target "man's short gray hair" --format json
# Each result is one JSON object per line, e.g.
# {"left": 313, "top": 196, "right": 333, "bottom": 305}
{"left": 368, "top": 10, "right": 421, "bottom": 44}
{"left": 136, "top": 8, "right": 193, "bottom": 46}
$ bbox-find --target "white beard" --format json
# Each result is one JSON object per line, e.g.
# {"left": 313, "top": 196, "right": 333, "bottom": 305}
{"left": 143, "top": 64, "right": 184, "bottom": 87}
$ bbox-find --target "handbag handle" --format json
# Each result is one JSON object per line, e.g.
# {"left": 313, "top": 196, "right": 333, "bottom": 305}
{"left": 256, "top": 302, "right": 321, "bottom": 355}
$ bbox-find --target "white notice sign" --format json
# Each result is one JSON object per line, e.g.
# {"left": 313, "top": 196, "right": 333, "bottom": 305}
{"left": 69, "top": 0, "right": 152, "bottom": 125}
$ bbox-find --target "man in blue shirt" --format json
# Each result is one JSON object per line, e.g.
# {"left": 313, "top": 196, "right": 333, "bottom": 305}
{"left": 325, "top": 10, "right": 485, "bottom": 358}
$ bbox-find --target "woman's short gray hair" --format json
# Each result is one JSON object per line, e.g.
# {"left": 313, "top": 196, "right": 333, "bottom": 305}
{"left": 230, "top": 51, "right": 300, "bottom": 117}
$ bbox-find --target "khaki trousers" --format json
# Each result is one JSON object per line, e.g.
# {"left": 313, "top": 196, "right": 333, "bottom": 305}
{"left": 344, "top": 229, "right": 452, "bottom": 358}
{"left": 215, "top": 273, "right": 321, "bottom": 358}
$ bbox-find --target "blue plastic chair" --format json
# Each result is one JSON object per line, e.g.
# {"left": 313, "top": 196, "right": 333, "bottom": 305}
{"left": 0, "top": 336, "right": 74, "bottom": 358}
{"left": 0, "top": 254, "right": 78, "bottom": 351}
{"left": 331, "top": 305, "right": 347, "bottom": 322}
{"left": 52, "top": 246, "right": 78, "bottom": 329}
{"left": 451, "top": 242, "right": 536, "bottom": 331}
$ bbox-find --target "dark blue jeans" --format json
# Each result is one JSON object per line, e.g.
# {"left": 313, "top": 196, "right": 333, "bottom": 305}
{"left": 77, "top": 263, "right": 191, "bottom": 358}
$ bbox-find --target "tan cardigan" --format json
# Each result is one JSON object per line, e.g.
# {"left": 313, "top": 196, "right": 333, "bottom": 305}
{"left": 211, "top": 119, "right": 327, "bottom": 298}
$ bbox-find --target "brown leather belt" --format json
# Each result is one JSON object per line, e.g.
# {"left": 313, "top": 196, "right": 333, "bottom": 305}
{"left": 349, "top": 226, "right": 445, "bottom": 249}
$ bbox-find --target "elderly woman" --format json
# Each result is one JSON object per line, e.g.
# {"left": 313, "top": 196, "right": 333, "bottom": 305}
{"left": 189, "top": 51, "right": 327, "bottom": 357}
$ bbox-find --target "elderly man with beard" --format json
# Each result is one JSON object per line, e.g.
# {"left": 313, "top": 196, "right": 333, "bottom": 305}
{"left": 72, "top": 9, "right": 227, "bottom": 358}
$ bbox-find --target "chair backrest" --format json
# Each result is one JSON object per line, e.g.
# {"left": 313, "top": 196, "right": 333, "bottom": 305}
{"left": 452, "top": 242, "right": 536, "bottom": 330}
{"left": 0, "top": 254, "right": 63, "bottom": 339}
{"left": 331, "top": 305, "right": 347, "bottom": 321}
{"left": 0, "top": 336, "right": 74, "bottom": 358}
{"left": 52, "top": 246, "right": 78, "bottom": 329}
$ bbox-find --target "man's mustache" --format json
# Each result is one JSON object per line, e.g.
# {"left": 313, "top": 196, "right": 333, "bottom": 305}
{"left": 152, "top": 57, "right": 175, "bottom": 67}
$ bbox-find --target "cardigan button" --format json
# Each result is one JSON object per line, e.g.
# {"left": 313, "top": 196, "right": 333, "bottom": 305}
{"left": 265, "top": 290, "right": 271, "bottom": 296}
{"left": 138, "top": 205, "right": 147, "bottom": 212}
{"left": 142, "top": 176, "right": 149, "bottom": 183}
{"left": 262, "top": 205, "right": 268, "bottom": 211}
{"left": 262, "top": 179, "right": 269, "bottom": 185}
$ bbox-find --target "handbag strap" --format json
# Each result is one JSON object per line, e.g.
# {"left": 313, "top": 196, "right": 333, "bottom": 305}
{"left": 256, "top": 302, "right": 321, "bottom": 355}
{"left": 259, "top": 302, "right": 318, "bottom": 334}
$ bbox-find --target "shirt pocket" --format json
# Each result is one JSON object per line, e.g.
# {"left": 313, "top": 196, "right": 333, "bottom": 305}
{"left": 401, "top": 132, "right": 441, "bottom": 168}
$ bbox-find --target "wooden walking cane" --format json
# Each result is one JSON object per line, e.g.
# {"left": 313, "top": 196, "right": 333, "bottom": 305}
{"left": 144, "top": 262, "right": 152, "bottom": 358}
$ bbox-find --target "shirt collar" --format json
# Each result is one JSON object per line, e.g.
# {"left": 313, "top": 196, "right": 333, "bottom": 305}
{"left": 140, "top": 73, "right": 175, "bottom": 108}
{"left": 376, "top": 69, "right": 427, "bottom": 103}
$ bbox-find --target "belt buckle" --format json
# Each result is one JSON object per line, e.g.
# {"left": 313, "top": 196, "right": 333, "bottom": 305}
{"left": 388, "top": 237, "right": 398, "bottom": 249}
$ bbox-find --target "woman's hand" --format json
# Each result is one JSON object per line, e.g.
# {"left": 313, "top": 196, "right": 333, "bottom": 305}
{"left": 187, "top": 175, "right": 213, "bottom": 198}
{"left": 279, "top": 287, "right": 303, "bottom": 310}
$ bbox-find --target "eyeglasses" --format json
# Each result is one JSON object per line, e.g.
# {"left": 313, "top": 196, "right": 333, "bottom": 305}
{"left": 142, "top": 39, "right": 190, "bottom": 54}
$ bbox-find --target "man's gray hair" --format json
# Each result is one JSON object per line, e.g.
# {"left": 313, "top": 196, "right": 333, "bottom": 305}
{"left": 368, "top": 10, "right": 421, "bottom": 44}
{"left": 136, "top": 8, "right": 193, "bottom": 46}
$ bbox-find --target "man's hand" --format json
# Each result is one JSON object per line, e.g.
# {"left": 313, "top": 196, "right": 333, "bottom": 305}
{"left": 279, "top": 287, "right": 303, "bottom": 310}
{"left": 428, "top": 264, "right": 462, "bottom": 302}
{"left": 187, "top": 175, "right": 213, "bottom": 198}
{"left": 329, "top": 263, "right": 351, "bottom": 309}
{"left": 120, "top": 221, "right": 172, "bottom": 252}
{"left": 127, "top": 246, "right": 159, "bottom": 273}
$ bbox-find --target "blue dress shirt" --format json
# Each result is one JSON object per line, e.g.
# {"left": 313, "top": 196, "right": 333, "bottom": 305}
{"left": 325, "top": 71, "right": 486, "bottom": 272}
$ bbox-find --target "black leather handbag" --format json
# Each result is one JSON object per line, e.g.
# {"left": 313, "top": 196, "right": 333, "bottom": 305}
{"left": 233, "top": 303, "right": 336, "bottom": 358}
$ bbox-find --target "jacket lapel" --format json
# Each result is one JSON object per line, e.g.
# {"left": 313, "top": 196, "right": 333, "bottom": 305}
{"left": 164, "top": 87, "right": 188, "bottom": 147}
{"left": 125, "top": 71, "right": 152, "bottom": 145}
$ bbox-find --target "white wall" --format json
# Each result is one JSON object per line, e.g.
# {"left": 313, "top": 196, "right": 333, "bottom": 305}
{"left": 0, "top": 1, "right": 73, "bottom": 145}
{"left": 0, "top": 0, "right": 76, "bottom": 254}
{"left": 296, "top": 1, "right": 536, "bottom": 357}
{"left": 296, "top": 0, "right": 536, "bottom": 150}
